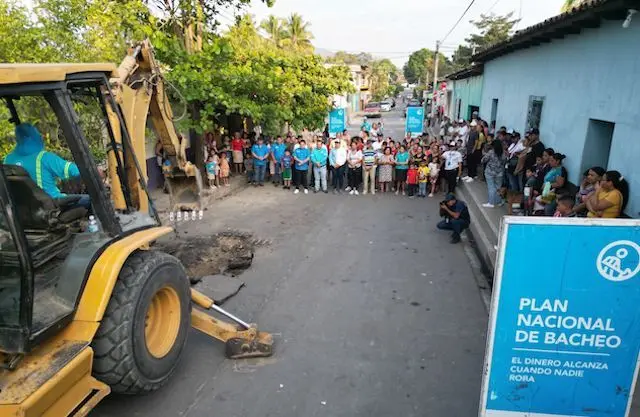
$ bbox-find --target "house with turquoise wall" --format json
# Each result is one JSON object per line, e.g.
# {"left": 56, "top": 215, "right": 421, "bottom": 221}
{"left": 446, "top": 65, "right": 483, "bottom": 122}
{"left": 475, "top": 0, "right": 640, "bottom": 217}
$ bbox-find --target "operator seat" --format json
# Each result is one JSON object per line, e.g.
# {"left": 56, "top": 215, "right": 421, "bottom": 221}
{"left": 2, "top": 165, "right": 87, "bottom": 267}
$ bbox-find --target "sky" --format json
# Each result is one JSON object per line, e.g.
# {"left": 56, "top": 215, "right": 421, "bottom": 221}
{"left": 223, "top": 0, "right": 564, "bottom": 68}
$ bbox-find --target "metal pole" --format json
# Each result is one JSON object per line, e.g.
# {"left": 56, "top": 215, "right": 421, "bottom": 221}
{"left": 431, "top": 41, "right": 441, "bottom": 123}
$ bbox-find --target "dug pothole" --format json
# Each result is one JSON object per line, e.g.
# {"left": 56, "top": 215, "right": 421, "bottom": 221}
{"left": 155, "top": 230, "right": 257, "bottom": 281}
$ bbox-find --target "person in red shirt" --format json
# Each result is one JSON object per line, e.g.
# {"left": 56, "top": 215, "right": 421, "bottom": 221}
{"left": 231, "top": 132, "right": 244, "bottom": 173}
{"left": 407, "top": 163, "right": 419, "bottom": 197}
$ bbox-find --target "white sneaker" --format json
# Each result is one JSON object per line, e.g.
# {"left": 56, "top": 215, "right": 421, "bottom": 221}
{"left": 345, "top": 186, "right": 352, "bottom": 192}
{"left": 371, "top": 191, "right": 375, "bottom": 195}
{"left": 395, "top": 190, "right": 399, "bottom": 195}
{"left": 482, "top": 203, "right": 495, "bottom": 208}
{"left": 304, "top": 189, "right": 309, "bottom": 194}
{"left": 363, "top": 190, "right": 368, "bottom": 195}
{"left": 465, "top": 177, "right": 474, "bottom": 183}
{"left": 294, "top": 189, "right": 299, "bottom": 194}
{"left": 462, "top": 176, "right": 470, "bottom": 181}
{"left": 354, "top": 190, "right": 359, "bottom": 195}
{"left": 402, "top": 191, "right": 405, "bottom": 196}
{"left": 349, "top": 190, "right": 355, "bottom": 195}
{"left": 428, "top": 193, "right": 434, "bottom": 197}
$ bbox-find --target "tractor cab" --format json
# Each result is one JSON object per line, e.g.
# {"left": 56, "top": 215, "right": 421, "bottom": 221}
{"left": 0, "top": 64, "right": 159, "bottom": 358}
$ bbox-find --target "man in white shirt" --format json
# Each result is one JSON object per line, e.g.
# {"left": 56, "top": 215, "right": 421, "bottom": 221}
{"left": 457, "top": 119, "right": 469, "bottom": 147}
{"left": 441, "top": 141, "right": 463, "bottom": 193}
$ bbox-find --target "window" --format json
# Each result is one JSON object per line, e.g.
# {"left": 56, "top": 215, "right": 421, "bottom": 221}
{"left": 526, "top": 96, "right": 544, "bottom": 132}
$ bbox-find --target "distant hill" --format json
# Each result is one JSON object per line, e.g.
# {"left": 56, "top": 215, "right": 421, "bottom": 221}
{"left": 315, "top": 47, "right": 335, "bottom": 58}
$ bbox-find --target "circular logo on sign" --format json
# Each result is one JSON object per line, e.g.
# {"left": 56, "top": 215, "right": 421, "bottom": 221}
{"left": 338, "top": 109, "right": 343, "bottom": 115}
{"left": 596, "top": 240, "right": 640, "bottom": 282}
{"left": 416, "top": 109, "right": 423, "bottom": 115}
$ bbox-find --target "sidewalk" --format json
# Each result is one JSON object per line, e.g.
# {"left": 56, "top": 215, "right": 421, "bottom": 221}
{"left": 457, "top": 179, "right": 507, "bottom": 282}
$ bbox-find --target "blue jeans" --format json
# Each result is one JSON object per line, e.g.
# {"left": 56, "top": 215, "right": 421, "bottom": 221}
{"left": 253, "top": 164, "right": 266, "bottom": 184}
{"left": 437, "top": 218, "right": 469, "bottom": 237}
{"left": 272, "top": 163, "right": 282, "bottom": 184}
{"left": 507, "top": 171, "right": 521, "bottom": 191}
{"left": 485, "top": 173, "right": 503, "bottom": 205}
{"left": 313, "top": 165, "right": 327, "bottom": 191}
{"left": 419, "top": 182, "right": 427, "bottom": 196}
{"left": 58, "top": 194, "right": 92, "bottom": 211}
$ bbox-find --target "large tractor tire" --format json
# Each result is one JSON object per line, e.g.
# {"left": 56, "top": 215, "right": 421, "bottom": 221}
{"left": 91, "top": 250, "right": 191, "bottom": 394}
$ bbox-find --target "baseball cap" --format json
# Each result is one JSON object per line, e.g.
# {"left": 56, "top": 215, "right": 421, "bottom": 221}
{"left": 449, "top": 141, "right": 456, "bottom": 147}
{"left": 458, "top": 119, "right": 464, "bottom": 123}
{"left": 444, "top": 193, "right": 456, "bottom": 202}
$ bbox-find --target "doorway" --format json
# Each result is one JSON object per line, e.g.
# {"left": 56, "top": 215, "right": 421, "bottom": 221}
{"left": 455, "top": 99, "right": 462, "bottom": 120}
{"left": 581, "top": 119, "right": 615, "bottom": 174}
{"left": 490, "top": 99, "right": 499, "bottom": 127}
{"left": 468, "top": 105, "right": 479, "bottom": 121}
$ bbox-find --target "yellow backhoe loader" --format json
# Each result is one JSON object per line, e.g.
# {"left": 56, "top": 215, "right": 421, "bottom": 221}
{"left": 0, "top": 40, "right": 272, "bottom": 417}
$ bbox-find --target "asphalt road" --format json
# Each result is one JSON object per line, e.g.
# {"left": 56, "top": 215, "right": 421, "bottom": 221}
{"left": 93, "top": 107, "right": 488, "bottom": 417}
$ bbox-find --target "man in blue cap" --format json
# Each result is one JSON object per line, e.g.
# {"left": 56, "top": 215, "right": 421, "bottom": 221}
{"left": 437, "top": 193, "right": 470, "bottom": 244}
{"left": 4, "top": 123, "right": 91, "bottom": 210}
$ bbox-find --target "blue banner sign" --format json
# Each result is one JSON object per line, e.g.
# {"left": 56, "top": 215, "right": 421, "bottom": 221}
{"left": 328, "top": 108, "right": 345, "bottom": 137}
{"left": 405, "top": 106, "right": 424, "bottom": 135}
{"left": 480, "top": 217, "right": 640, "bottom": 417}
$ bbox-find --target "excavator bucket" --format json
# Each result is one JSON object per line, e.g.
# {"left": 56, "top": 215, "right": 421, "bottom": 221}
{"left": 164, "top": 166, "right": 204, "bottom": 212}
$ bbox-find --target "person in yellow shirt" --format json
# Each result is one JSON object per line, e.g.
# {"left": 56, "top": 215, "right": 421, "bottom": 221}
{"left": 586, "top": 170, "right": 628, "bottom": 218}
{"left": 418, "top": 160, "right": 430, "bottom": 198}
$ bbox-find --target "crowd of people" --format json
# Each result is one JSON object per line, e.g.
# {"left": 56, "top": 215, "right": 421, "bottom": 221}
{"left": 201, "top": 125, "right": 470, "bottom": 199}
{"left": 436, "top": 116, "right": 630, "bottom": 218}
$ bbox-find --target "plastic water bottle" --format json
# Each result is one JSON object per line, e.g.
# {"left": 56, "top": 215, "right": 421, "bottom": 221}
{"left": 191, "top": 210, "right": 197, "bottom": 221}
{"left": 87, "top": 215, "right": 99, "bottom": 233}
{"left": 199, "top": 210, "right": 204, "bottom": 220}
{"left": 169, "top": 211, "right": 175, "bottom": 222}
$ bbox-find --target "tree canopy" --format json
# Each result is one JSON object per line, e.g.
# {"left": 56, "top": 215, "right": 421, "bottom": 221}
{"left": 0, "top": 0, "right": 353, "bottom": 155}
{"left": 450, "top": 12, "right": 519, "bottom": 71}
{"left": 402, "top": 48, "right": 452, "bottom": 85}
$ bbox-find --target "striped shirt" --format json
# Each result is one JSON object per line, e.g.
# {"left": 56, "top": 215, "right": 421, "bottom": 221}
{"left": 363, "top": 149, "right": 377, "bottom": 167}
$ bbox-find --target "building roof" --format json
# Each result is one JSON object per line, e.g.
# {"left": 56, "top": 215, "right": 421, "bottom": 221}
{"left": 0, "top": 63, "right": 117, "bottom": 85}
{"left": 445, "top": 64, "right": 484, "bottom": 80}
{"left": 473, "top": 0, "right": 639, "bottom": 62}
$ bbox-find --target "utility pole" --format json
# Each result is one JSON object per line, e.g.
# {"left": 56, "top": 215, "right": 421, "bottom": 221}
{"left": 431, "top": 40, "right": 441, "bottom": 124}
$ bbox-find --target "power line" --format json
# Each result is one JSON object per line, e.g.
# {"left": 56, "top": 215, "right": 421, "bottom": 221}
{"left": 441, "top": 0, "right": 477, "bottom": 43}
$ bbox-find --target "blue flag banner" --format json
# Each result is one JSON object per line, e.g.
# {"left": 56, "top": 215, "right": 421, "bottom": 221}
{"left": 480, "top": 217, "right": 640, "bottom": 417}
{"left": 405, "top": 106, "right": 424, "bottom": 135}
{"left": 328, "top": 108, "right": 345, "bottom": 137}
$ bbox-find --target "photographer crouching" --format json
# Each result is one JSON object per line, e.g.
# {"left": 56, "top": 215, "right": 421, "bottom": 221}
{"left": 437, "top": 193, "right": 471, "bottom": 244}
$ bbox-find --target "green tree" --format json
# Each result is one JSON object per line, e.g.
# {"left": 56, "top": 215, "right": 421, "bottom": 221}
{"left": 369, "top": 59, "right": 399, "bottom": 101}
{"left": 260, "top": 15, "right": 285, "bottom": 47}
{"left": 561, "top": 0, "right": 587, "bottom": 12}
{"left": 403, "top": 48, "right": 452, "bottom": 85}
{"left": 326, "top": 51, "right": 373, "bottom": 65}
{"left": 450, "top": 44, "right": 474, "bottom": 72}
{"left": 466, "top": 13, "right": 519, "bottom": 52}
{"left": 282, "top": 13, "right": 314, "bottom": 52}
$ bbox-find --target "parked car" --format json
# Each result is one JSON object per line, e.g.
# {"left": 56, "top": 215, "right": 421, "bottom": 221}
{"left": 404, "top": 99, "right": 422, "bottom": 118}
{"left": 364, "top": 102, "right": 382, "bottom": 118}
{"left": 380, "top": 101, "right": 392, "bottom": 112}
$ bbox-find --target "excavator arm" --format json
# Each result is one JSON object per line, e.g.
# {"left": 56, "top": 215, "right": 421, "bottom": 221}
{"left": 108, "top": 39, "right": 203, "bottom": 213}
{"left": 108, "top": 41, "right": 272, "bottom": 359}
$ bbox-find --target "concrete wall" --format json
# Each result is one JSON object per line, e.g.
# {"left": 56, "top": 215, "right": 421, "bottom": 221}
{"left": 480, "top": 19, "right": 640, "bottom": 217}
{"left": 450, "top": 75, "right": 483, "bottom": 121}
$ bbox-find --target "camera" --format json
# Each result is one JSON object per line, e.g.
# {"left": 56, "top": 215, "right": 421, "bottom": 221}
{"left": 440, "top": 201, "right": 449, "bottom": 218}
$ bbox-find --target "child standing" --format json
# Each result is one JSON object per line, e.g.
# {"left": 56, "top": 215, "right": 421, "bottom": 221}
{"left": 407, "top": 163, "right": 418, "bottom": 198}
{"left": 428, "top": 156, "right": 441, "bottom": 197}
{"left": 418, "top": 160, "right": 430, "bottom": 198}
{"left": 281, "top": 149, "right": 293, "bottom": 189}
{"left": 244, "top": 150, "right": 254, "bottom": 184}
{"left": 205, "top": 151, "right": 219, "bottom": 190}
{"left": 219, "top": 152, "right": 230, "bottom": 186}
